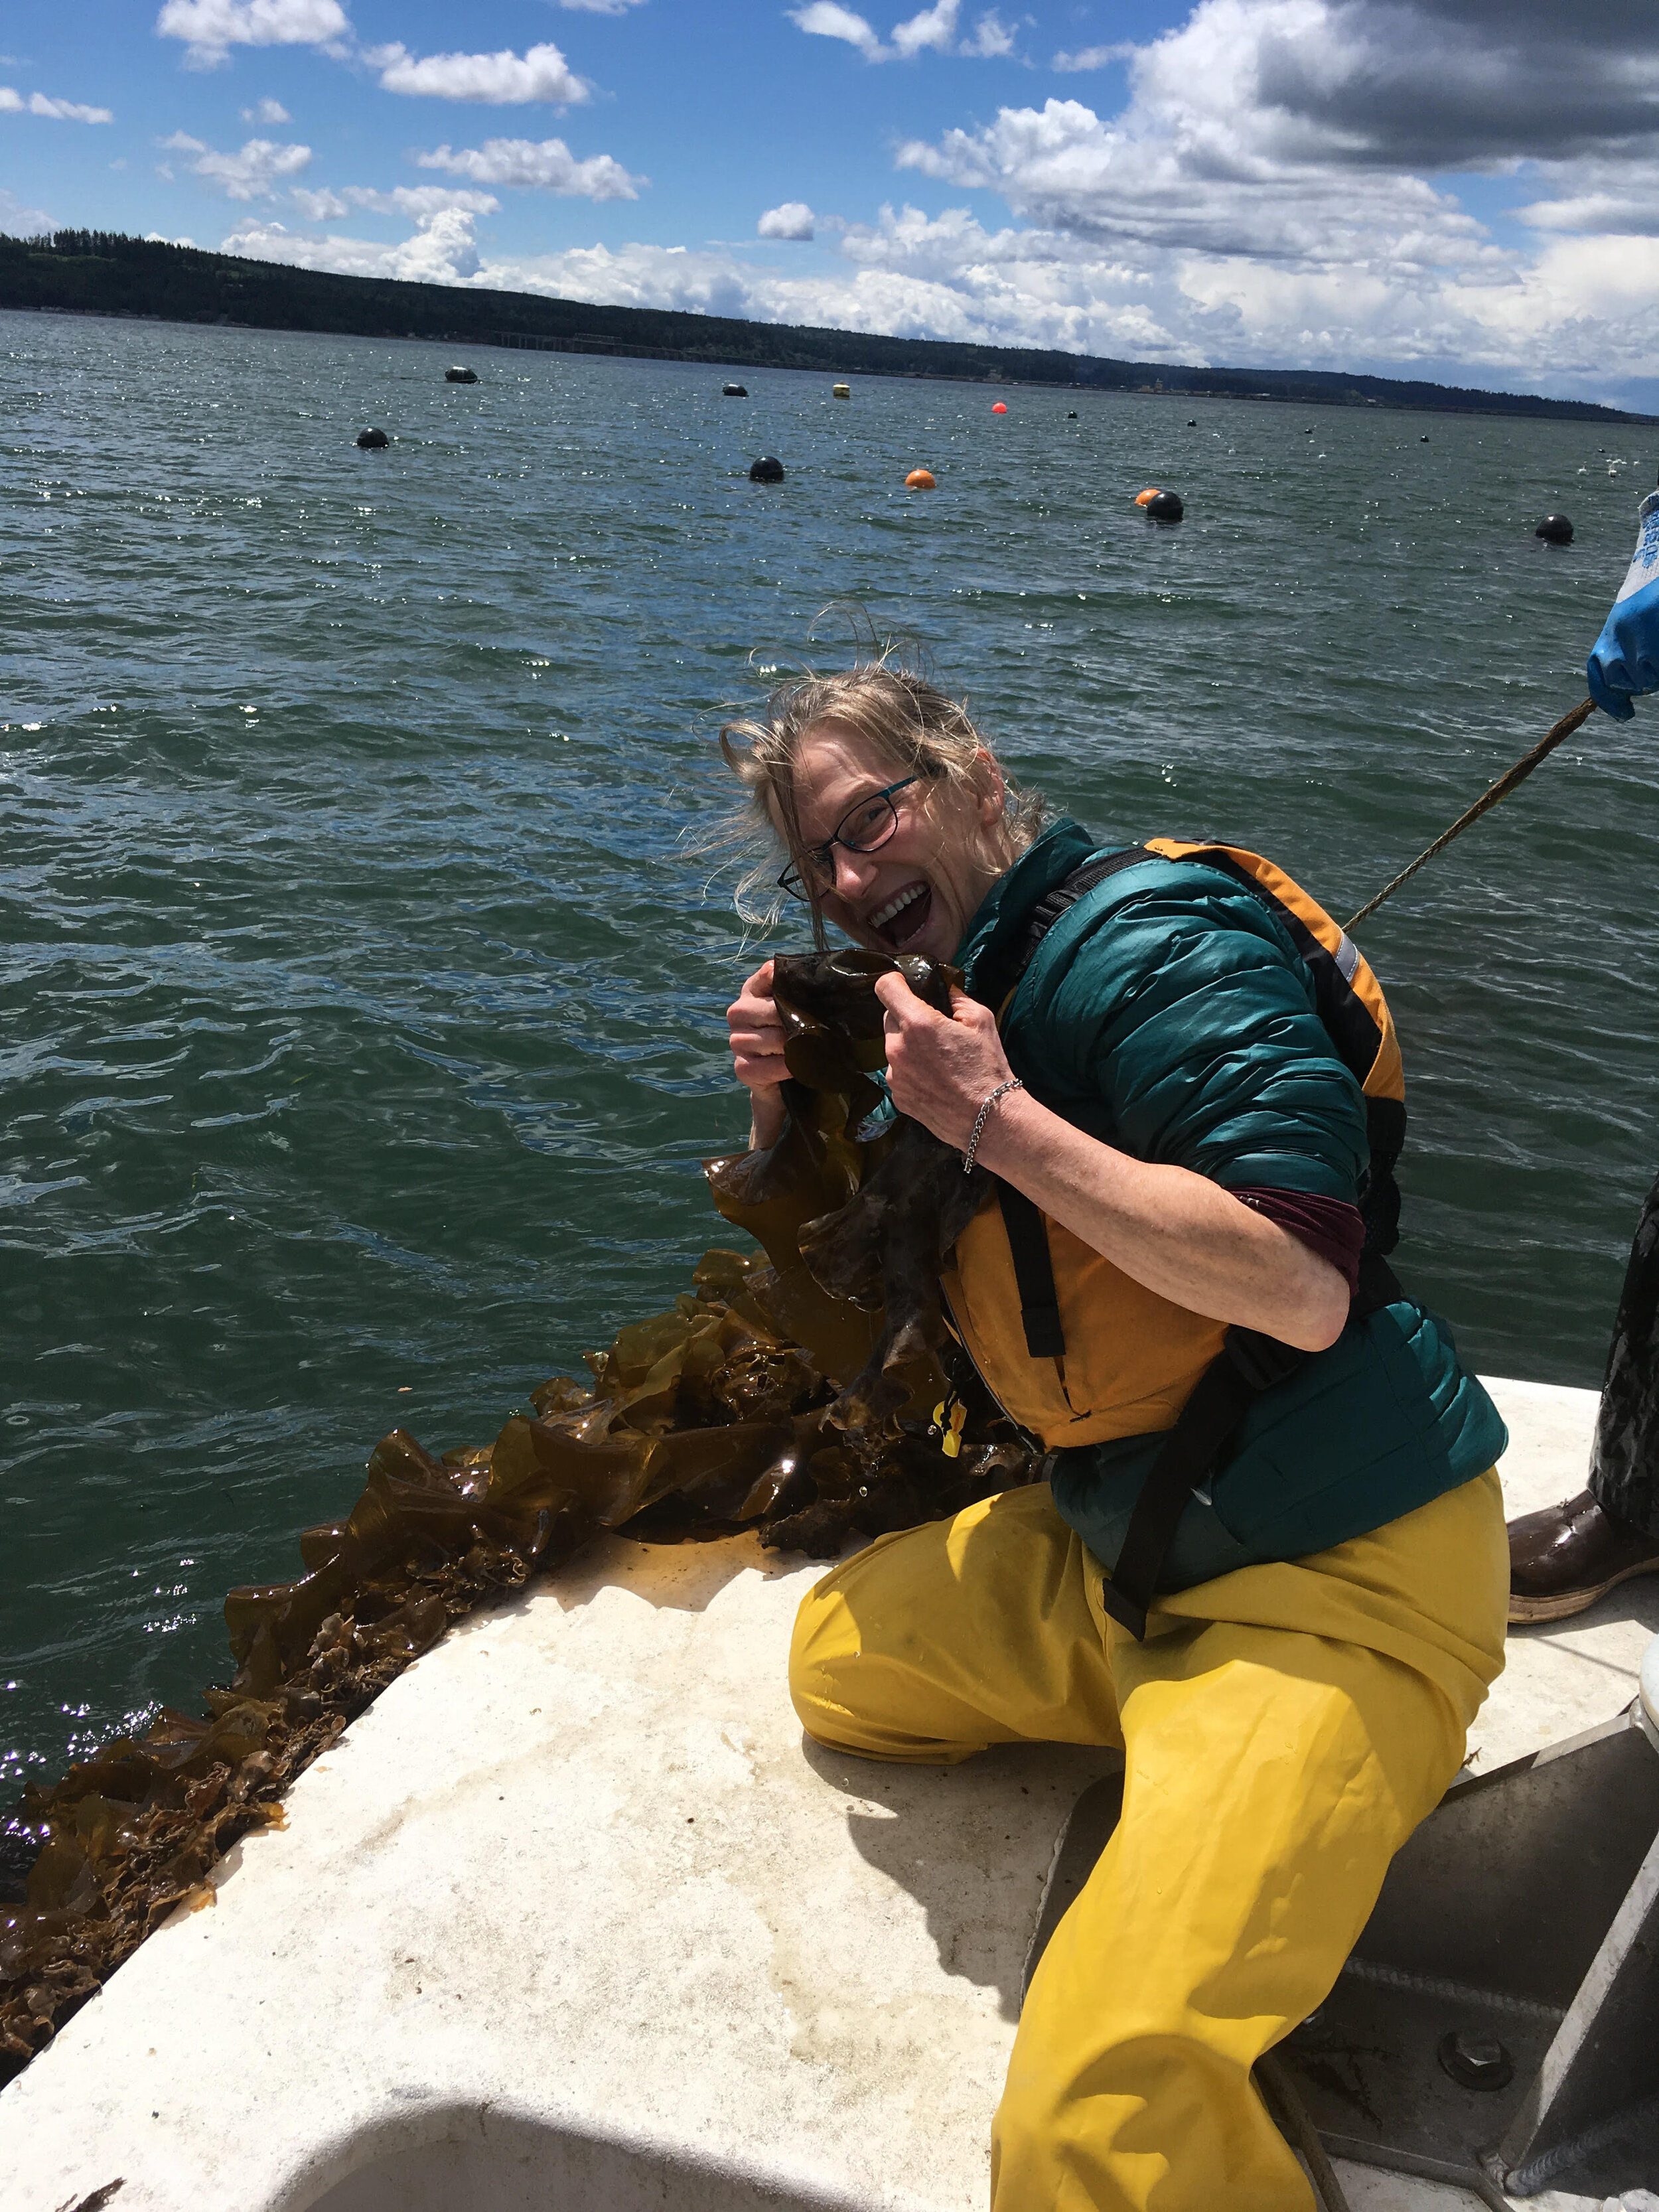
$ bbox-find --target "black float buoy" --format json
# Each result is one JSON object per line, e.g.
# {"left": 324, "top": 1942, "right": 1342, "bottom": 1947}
{"left": 1187, "top": 418, "right": 1196, "bottom": 427}
{"left": 445, "top": 365, "right": 478, "bottom": 384}
{"left": 355, "top": 427, "right": 389, "bottom": 449}
{"left": 723, "top": 382, "right": 749, "bottom": 398}
{"left": 749, "top": 455, "right": 784, "bottom": 483}
{"left": 1144, "top": 490, "right": 1184, "bottom": 521}
{"left": 1420, "top": 433, "right": 1429, "bottom": 442}
{"left": 1535, "top": 513, "right": 1575, "bottom": 545}
{"left": 1067, "top": 410, "right": 1078, "bottom": 419}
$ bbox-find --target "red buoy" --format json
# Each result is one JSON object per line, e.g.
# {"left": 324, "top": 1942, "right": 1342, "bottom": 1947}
{"left": 905, "top": 468, "right": 936, "bottom": 490}
{"left": 991, "top": 401, "right": 1008, "bottom": 414}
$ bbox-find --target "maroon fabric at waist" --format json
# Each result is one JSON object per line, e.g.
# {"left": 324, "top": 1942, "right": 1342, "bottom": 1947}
{"left": 1232, "top": 1187, "right": 1364, "bottom": 1294}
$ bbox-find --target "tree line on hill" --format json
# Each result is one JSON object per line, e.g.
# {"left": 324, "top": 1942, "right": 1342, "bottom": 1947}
{"left": 1, "top": 229, "right": 1650, "bottom": 425}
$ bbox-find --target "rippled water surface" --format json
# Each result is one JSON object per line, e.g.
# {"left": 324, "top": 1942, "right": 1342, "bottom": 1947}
{"left": 5, "top": 309, "right": 1658, "bottom": 1789}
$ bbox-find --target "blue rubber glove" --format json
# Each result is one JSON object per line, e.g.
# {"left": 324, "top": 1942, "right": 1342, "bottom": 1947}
{"left": 1587, "top": 489, "right": 1659, "bottom": 719}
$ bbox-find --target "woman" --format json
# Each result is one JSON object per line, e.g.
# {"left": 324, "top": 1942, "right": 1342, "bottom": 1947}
{"left": 723, "top": 658, "right": 1508, "bottom": 2212}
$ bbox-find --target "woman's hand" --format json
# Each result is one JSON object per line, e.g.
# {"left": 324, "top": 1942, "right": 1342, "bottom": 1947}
{"left": 727, "top": 959, "right": 789, "bottom": 1148}
{"left": 873, "top": 972, "right": 1013, "bottom": 1152}
{"left": 875, "top": 970, "right": 1347, "bottom": 1350}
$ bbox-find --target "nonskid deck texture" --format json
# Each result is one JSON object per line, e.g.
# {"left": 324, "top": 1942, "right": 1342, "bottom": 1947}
{"left": 0, "top": 1377, "right": 1650, "bottom": 2212}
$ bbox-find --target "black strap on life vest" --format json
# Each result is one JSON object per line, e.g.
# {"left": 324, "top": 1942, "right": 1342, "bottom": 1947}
{"left": 979, "top": 846, "right": 1155, "bottom": 1361}
{"left": 1096, "top": 1249, "right": 1404, "bottom": 1639}
{"left": 976, "top": 846, "right": 1153, "bottom": 1024}
{"left": 974, "top": 844, "right": 1409, "bottom": 1639}
{"left": 1000, "top": 1186, "right": 1066, "bottom": 1359}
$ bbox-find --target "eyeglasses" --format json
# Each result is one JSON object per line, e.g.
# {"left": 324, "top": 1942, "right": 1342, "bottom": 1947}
{"left": 777, "top": 775, "right": 926, "bottom": 902}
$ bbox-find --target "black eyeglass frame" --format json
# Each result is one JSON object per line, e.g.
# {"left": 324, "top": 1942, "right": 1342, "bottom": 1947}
{"left": 776, "top": 774, "right": 930, "bottom": 903}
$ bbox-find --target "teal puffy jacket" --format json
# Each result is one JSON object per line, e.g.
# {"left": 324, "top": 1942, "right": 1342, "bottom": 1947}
{"left": 954, "top": 818, "right": 1506, "bottom": 1591}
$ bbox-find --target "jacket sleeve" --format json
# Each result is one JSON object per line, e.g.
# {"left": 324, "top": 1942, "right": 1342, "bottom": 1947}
{"left": 1016, "top": 866, "right": 1370, "bottom": 1201}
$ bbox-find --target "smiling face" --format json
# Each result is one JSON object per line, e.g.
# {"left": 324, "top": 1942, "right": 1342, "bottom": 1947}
{"left": 778, "top": 721, "right": 1016, "bottom": 963}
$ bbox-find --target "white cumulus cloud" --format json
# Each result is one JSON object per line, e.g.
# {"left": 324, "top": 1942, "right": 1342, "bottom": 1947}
{"left": 960, "top": 11, "right": 1013, "bottom": 57}
{"left": 482, "top": 240, "right": 774, "bottom": 319}
{"left": 287, "top": 186, "right": 347, "bottom": 220}
{"left": 242, "top": 96, "right": 289, "bottom": 122}
{"left": 291, "top": 182, "right": 498, "bottom": 220}
{"left": 162, "top": 130, "right": 311, "bottom": 198}
{"left": 224, "top": 205, "right": 482, "bottom": 281}
{"left": 895, "top": 92, "right": 1494, "bottom": 264}
{"left": 416, "top": 135, "right": 644, "bottom": 198}
{"left": 0, "top": 88, "right": 113, "bottom": 121}
{"left": 789, "top": 5, "right": 887, "bottom": 60}
{"left": 1051, "top": 43, "right": 1134, "bottom": 73}
{"left": 1511, "top": 155, "right": 1659, "bottom": 239}
{"left": 891, "top": 0, "right": 958, "bottom": 58}
{"left": 368, "top": 41, "right": 588, "bottom": 106}
{"left": 891, "top": 0, "right": 1659, "bottom": 285}
{"left": 789, "top": 0, "right": 1013, "bottom": 62}
{"left": 155, "top": 0, "right": 351, "bottom": 69}
{"left": 758, "top": 200, "right": 816, "bottom": 240}
{"left": 359, "top": 183, "right": 497, "bottom": 218}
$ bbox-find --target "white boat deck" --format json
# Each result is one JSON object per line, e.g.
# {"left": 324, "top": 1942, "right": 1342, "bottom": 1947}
{"left": 1, "top": 1375, "right": 1653, "bottom": 2212}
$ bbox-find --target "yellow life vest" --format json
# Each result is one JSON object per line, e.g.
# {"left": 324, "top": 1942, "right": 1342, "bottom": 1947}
{"left": 940, "top": 840, "right": 1404, "bottom": 1451}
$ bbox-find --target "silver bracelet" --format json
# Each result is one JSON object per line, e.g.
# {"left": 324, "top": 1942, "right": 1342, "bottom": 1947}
{"left": 962, "top": 1077, "right": 1023, "bottom": 1173}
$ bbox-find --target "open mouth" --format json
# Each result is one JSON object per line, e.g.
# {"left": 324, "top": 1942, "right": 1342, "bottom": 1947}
{"left": 869, "top": 879, "right": 932, "bottom": 948}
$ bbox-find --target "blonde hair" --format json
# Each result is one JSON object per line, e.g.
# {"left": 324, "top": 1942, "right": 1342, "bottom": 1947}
{"left": 717, "top": 643, "right": 1046, "bottom": 932}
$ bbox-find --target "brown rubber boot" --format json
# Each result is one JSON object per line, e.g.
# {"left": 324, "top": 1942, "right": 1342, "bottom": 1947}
{"left": 1508, "top": 1489, "right": 1659, "bottom": 1623}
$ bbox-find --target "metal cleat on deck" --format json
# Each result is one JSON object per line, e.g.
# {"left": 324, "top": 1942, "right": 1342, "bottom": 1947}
{"left": 1277, "top": 1634, "right": 1659, "bottom": 2207}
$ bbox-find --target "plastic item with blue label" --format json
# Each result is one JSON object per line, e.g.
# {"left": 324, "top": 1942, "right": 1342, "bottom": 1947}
{"left": 1588, "top": 486, "right": 1659, "bottom": 719}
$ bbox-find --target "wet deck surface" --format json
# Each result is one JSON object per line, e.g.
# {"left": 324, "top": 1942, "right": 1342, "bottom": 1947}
{"left": 0, "top": 1376, "right": 1645, "bottom": 2212}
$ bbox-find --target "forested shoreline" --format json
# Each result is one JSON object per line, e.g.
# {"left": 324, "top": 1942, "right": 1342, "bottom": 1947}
{"left": 3, "top": 229, "right": 1651, "bottom": 424}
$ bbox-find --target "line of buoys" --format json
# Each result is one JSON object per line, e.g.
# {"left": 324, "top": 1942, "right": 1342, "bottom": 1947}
{"left": 905, "top": 468, "right": 936, "bottom": 490}
{"left": 1135, "top": 486, "right": 1184, "bottom": 521}
{"left": 749, "top": 455, "right": 784, "bottom": 483}
{"left": 1535, "top": 514, "right": 1574, "bottom": 544}
{"left": 991, "top": 400, "right": 1008, "bottom": 414}
{"left": 355, "top": 427, "right": 389, "bottom": 449}
{"left": 833, "top": 382, "right": 851, "bottom": 400}
{"left": 723, "top": 382, "right": 748, "bottom": 398}
{"left": 445, "top": 365, "right": 478, "bottom": 384}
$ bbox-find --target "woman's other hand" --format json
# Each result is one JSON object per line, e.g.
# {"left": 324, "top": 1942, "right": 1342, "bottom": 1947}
{"left": 727, "top": 959, "right": 789, "bottom": 1148}
{"left": 873, "top": 972, "right": 1013, "bottom": 1151}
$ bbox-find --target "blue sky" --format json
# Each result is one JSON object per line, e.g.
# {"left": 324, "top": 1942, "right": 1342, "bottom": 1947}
{"left": 5, "top": 1, "right": 1659, "bottom": 407}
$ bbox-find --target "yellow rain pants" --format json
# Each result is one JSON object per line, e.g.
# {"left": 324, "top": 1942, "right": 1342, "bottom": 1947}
{"left": 790, "top": 1471, "right": 1508, "bottom": 2212}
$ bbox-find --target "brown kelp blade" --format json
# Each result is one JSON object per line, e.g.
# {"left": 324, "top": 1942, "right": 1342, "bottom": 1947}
{"left": 755, "top": 952, "right": 989, "bottom": 1432}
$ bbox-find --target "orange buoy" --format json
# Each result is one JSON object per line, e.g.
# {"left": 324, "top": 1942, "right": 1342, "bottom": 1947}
{"left": 1134, "top": 486, "right": 1160, "bottom": 506}
{"left": 991, "top": 401, "right": 1008, "bottom": 414}
{"left": 905, "top": 467, "right": 936, "bottom": 490}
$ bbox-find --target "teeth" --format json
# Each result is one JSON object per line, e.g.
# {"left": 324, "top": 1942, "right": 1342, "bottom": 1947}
{"left": 871, "top": 883, "right": 926, "bottom": 930}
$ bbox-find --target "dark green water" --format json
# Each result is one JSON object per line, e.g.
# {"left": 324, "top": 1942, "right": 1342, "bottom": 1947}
{"left": 4, "top": 309, "right": 1657, "bottom": 1794}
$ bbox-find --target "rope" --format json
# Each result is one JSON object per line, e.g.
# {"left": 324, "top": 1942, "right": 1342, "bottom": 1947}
{"left": 1256, "top": 2053, "right": 1354, "bottom": 2212}
{"left": 1344, "top": 695, "right": 1597, "bottom": 932}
